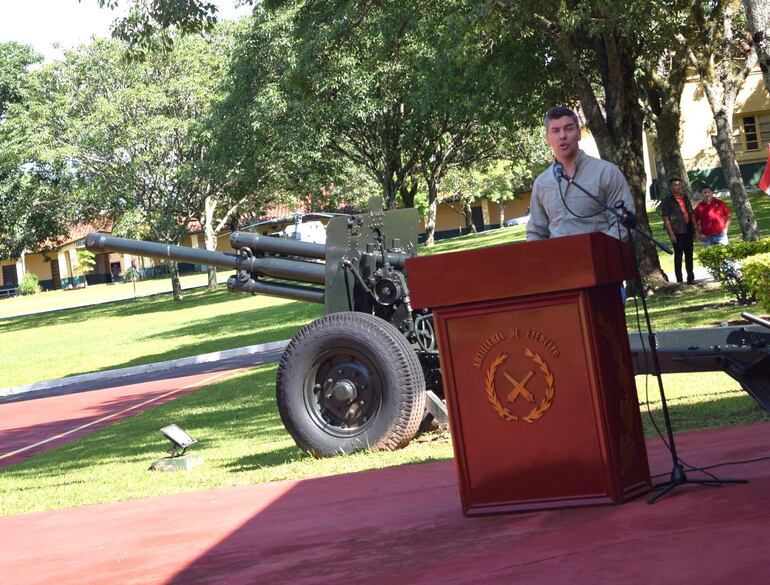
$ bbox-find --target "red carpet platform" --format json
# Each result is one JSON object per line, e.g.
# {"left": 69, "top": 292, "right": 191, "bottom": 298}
{"left": 1, "top": 422, "right": 769, "bottom": 585}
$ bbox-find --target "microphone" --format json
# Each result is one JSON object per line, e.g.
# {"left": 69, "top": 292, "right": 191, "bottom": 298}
{"left": 553, "top": 162, "right": 571, "bottom": 183}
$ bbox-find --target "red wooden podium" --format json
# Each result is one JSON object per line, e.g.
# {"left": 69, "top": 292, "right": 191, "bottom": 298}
{"left": 406, "top": 233, "right": 650, "bottom": 515}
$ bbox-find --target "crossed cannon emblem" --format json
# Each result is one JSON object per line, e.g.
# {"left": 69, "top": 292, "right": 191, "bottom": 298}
{"left": 503, "top": 369, "right": 535, "bottom": 404}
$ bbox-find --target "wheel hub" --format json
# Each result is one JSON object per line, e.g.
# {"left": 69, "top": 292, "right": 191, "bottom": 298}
{"left": 305, "top": 352, "right": 382, "bottom": 436}
{"left": 331, "top": 379, "right": 358, "bottom": 402}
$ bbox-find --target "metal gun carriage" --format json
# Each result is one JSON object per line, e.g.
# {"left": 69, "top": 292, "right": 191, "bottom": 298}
{"left": 87, "top": 197, "right": 770, "bottom": 457}
{"left": 87, "top": 198, "right": 442, "bottom": 457}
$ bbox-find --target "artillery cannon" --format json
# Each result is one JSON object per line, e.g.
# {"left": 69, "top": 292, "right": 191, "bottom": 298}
{"left": 87, "top": 198, "right": 770, "bottom": 458}
{"left": 87, "top": 198, "right": 441, "bottom": 457}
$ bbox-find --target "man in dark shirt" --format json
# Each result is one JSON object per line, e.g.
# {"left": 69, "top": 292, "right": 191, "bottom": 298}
{"left": 660, "top": 177, "right": 696, "bottom": 284}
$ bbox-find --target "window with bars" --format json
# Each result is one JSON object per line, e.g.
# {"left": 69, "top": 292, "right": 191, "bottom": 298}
{"left": 733, "top": 113, "right": 770, "bottom": 154}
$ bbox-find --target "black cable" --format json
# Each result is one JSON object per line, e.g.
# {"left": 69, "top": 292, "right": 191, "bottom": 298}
{"left": 611, "top": 202, "right": 723, "bottom": 482}
{"left": 650, "top": 455, "right": 770, "bottom": 480}
{"left": 697, "top": 454, "right": 770, "bottom": 471}
{"left": 561, "top": 176, "right": 686, "bottom": 478}
{"left": 556, "top": 173, "right": 606, "bottom": 219}
{"left": 619, "top": 222, "right": 694, "bottom": 475}
{"left": 623, "top": 234, "right": 724, "bottom": 485}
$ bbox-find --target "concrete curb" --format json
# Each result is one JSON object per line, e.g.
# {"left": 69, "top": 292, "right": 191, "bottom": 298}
{"left": 0, "top": 339, "right": 290, "bottom": 398}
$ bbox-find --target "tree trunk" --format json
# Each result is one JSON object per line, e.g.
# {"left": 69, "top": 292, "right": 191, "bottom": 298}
{"left": 399, "top": 172, "right": 419, "bottom": 208}
{"left": 712, "top": 113, "right": 760, "bottom": 240}
{"left": 640, "top": 53, "right": 691, "bottom": 196}
{"left": 204, "top": 196, "right": 218, "bottom": 292}
{"left": 170, "top": 261, "right": 183, "bottom": 302}
{"left": 676, "top": 17, "right": 760, "bottom": 241}
{"left": 498, "top": 201, "right": 506, "bottom": 227}
{"left": 654, "top": 108, "right": 691, "bottom": 195}
{"left": 424, "top": 183, "right": 438, "bottom": 247}
{"left": 463, "top": 202, "right": 476, "bottom": 233}
{"left": 745, "top": 0, "right": 770, "bottom": 95}
{"left": 382, "top": 171, "right": 398, "bottom": 209}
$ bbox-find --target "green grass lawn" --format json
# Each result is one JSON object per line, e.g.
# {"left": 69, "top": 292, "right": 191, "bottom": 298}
{"left": 1, "top": 192, "right": 770, "bottom": 515}
{"left": 0, "top": 289, "right": 323, "bottom": 387}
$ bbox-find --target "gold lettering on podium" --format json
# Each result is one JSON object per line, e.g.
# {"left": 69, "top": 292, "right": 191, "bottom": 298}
{"left": 526, "top": 328, "right": 561, "bottom": 358}
{"left": 472, "top": 331, "right": 506, "bottom": 368}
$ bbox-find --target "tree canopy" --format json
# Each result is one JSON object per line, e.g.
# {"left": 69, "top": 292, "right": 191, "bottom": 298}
{"left": 2, "top": 0, "right": 764, "bottom": 283}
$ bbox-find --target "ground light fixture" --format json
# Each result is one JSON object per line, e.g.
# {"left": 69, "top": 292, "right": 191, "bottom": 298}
{"left": 160, "top": 424, "right": 197, "bottom": 456}
{"left": 149, "top": 424, "right": 203, "bottom": 472}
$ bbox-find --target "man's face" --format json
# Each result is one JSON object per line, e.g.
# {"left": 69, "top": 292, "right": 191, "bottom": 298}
{"left": 670, "top": 180, "right": 683, "bottom": 195}
{"left": 701, "top": 188, "right": 714, "bottom": 203}
{"left": 545, "top": 116, "right": 580, "bottom": 160}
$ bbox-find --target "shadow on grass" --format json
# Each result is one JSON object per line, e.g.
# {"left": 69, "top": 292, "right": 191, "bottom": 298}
{"left": 422, "top": 225, "right": 526, "bottom": 256}
{"left": 641, "top": 393, "right": 770, "bottom": 439}
{"left": 224, "top": 445, "right": 308, "bottom": 472}
{"left": 627, "top": 284, "right": 757, "bottom": 329}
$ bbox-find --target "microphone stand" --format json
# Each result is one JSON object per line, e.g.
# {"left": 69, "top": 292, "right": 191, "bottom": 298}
{"left": 555, "top": 166, "right": 746, "bottom": 503}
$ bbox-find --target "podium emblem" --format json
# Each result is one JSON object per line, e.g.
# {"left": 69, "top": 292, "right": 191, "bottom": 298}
{"left": 484, "top": 348, "right": 555, "bottom": 423}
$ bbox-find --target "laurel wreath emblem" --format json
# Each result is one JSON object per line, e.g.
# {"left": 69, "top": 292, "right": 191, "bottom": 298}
{"left": 485, "top": 349, "right": 555, "bottom": 423}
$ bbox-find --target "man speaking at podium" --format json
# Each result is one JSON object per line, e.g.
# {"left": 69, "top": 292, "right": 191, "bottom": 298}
{"left": 526, "top": 107, "right": 635, "bottom": 243}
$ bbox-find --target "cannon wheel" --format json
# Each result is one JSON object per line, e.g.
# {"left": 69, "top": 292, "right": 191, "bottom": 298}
{"left": 276, "top": 312, "right": 426, "bottom": 457}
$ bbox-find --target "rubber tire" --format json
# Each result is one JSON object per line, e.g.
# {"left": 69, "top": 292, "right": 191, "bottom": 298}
{"left": 276, "top": 312, "right": 426, "bottom": 457}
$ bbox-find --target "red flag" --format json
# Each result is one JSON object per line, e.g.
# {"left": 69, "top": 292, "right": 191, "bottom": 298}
{"left": 759, "top": 144, "right": 770, "bottom": 195}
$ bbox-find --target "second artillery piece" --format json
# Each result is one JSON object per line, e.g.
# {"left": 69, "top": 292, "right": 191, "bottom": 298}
{"left": 87, "top": 198, "right": 442, "bottom": 457}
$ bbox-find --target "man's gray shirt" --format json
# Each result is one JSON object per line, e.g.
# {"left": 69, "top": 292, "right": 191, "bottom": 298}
{"left": 526, "top": 150, "right": 636, "bottom": 242}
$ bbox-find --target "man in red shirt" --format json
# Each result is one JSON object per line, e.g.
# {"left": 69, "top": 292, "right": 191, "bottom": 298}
{"left": 694, "top": 187, "right": 731, "bottom": 247}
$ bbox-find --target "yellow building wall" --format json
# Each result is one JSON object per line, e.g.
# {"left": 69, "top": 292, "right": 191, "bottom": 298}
{"left": 417, "top": 195, "right": 533, "bottom": 237}
{"left": 24, "top": 254, "right": 52, "bottom": 282}
{"left": 485, "top": 197, "right": 531, "bottom": 224}
{"left": 180, "top": 233, "right": 231, "bottom": 252}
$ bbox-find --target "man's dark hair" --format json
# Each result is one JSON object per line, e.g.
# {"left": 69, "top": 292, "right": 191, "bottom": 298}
{"left": 668, "top": 177, "right": 682, "bottom": 185}
{"left": 544, "top": 106, "right": 579, "bottom": 130}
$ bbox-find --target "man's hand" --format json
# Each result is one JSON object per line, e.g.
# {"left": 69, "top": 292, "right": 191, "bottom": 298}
{"left": 621, "top": 210, "right": 636, "bottom": 228}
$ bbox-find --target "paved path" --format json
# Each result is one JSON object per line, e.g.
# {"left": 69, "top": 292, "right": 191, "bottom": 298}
{"left": 0, "top": 340, "right": 288, "bottom": 401}
{"left": 1, "top": 422, "right": 768, "bottom": 585}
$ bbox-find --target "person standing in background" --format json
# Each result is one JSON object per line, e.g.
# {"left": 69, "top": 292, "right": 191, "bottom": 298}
{"left": 694, "top": 187, "right": 731, "bottom": 247}
{"left": 660, "top": 178, "right": 696, "bottom": 284}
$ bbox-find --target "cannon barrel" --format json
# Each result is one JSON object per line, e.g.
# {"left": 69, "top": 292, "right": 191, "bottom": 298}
{"left": 230, "top": 231, "right": 411, "bottom": 268}
{"left": 230, "top": 232, "right": 326, "bottom": 260}
{"left": 227, "top": 277, "right": 325, "bottom": 304}
{"left": 85, "top": 233, "right": 325, "bottom": 285}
